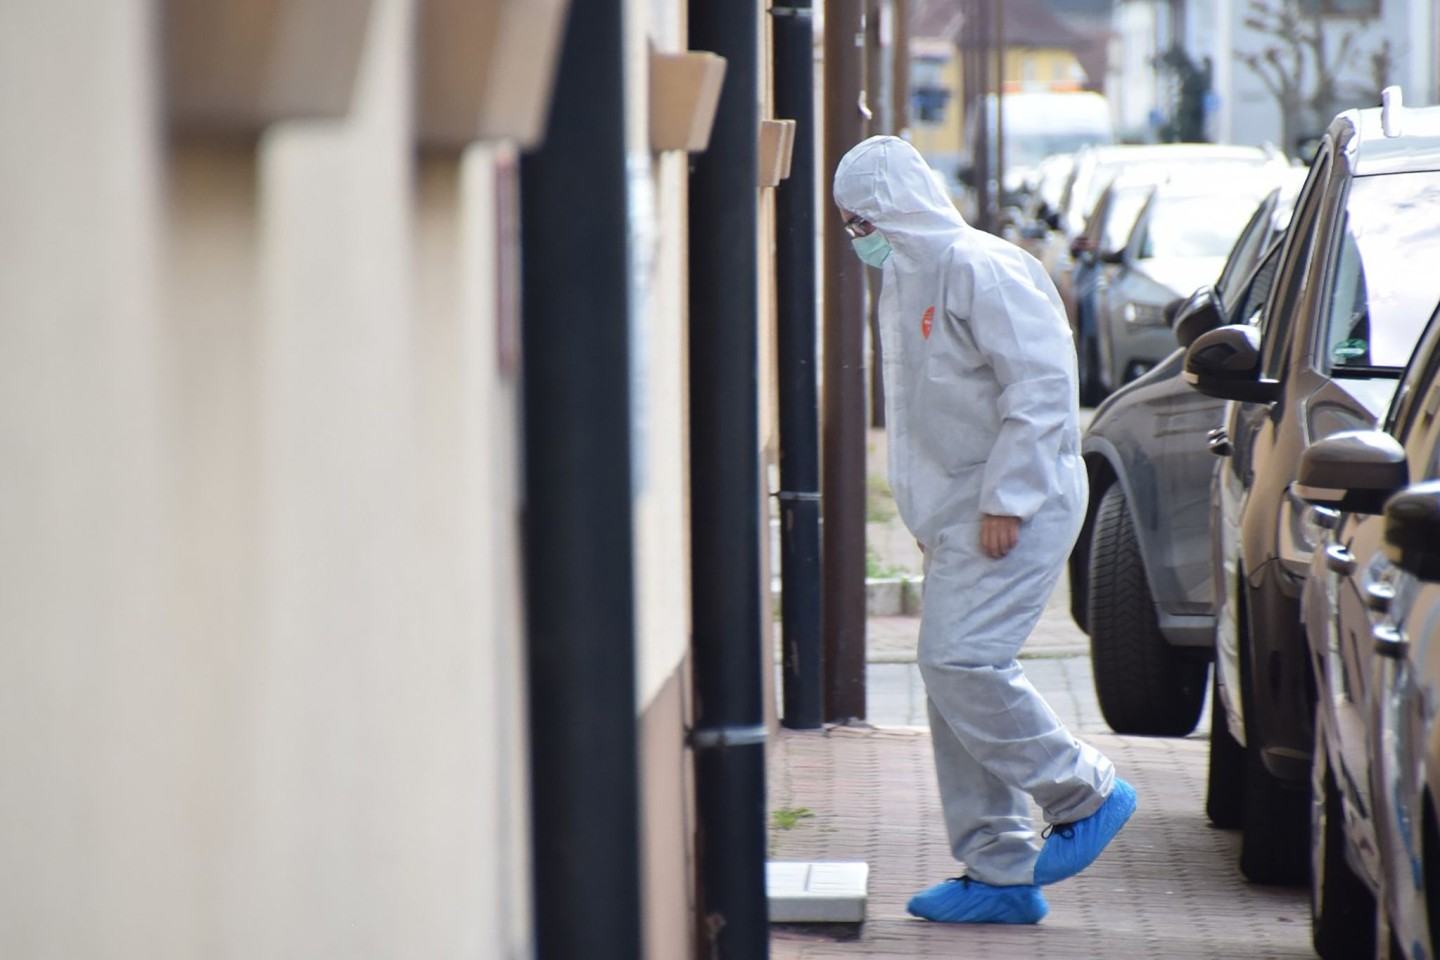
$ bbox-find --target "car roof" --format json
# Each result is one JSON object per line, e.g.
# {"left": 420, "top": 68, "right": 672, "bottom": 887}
{"left": 1338, "top": 100, "right": 1440, "bottom": 176}
{"left": 1076, "top": 142, "right": 1283, "bottom": 166}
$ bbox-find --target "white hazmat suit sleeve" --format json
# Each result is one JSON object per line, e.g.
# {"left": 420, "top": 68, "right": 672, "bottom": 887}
{"left": 951, "top": 255, "right": 1075, "bottom": 523}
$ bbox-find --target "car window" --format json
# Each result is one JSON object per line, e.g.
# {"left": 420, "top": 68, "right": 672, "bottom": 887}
{"left": 1262, "top": 151, "right": 1331, "bottom": 378}
{"left": 1231, "top": 243, "right": 1283, "bottom": 328}
{"left": 1386, "top": 302, "right": 1440, "bottom": 439}
{"left": 1215, "top": 192, "right": 1277, "bottom": 303}
{"left": 1319, "top": 170, "right": 1440, "bottom": 375}
{"left": 1137, "top": 192, "right": 1267, "bottom": 260}
{"left": 1101, "top": 189, "right": 1151, "bottom": 253}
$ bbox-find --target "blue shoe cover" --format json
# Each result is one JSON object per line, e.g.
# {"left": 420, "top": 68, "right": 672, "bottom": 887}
{"left": 906, "top": 877, "right": 1048, "bottom": 924}
{"left": 1033, "top": 778, "right": 1137, "bottom": 885}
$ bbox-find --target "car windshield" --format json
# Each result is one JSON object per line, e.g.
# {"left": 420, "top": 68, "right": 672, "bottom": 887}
{"left": 1100, "top": 189, "right": 1153, "bottom": 253}
{"left": 1140, "top": 193, "right": 1265, "bottom": 260}
{"left": 1078, "top": 156, "right": 1274, "bottom": 221}
{"left": 1324, "top": 170, "right": 1440, "bottom": 373}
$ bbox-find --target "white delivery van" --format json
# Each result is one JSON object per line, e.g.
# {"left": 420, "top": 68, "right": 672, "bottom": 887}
{"left": 963, "top": 89, "right": 1115, "bottom": 199}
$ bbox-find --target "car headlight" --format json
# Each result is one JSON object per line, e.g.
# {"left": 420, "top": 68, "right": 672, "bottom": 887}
{"left": 1122, "top": 301, "right": 1167, "bottom": 326}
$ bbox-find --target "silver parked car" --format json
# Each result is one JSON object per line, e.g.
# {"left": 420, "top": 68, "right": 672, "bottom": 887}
{"left": 1091, "top": 171, "right": 1296, "bottom": 393}
{"left": 1035, "top": 142, "right": 1289, "bottom": 325}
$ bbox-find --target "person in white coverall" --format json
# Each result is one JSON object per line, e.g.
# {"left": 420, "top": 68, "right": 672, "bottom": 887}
{"left": 834, "top": 136, "right": 1136, "bottom": 925}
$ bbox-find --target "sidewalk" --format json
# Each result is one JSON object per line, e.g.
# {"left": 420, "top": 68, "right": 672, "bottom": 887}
{"left": 764, "top": 429, "right": 1312, "bottom": 958}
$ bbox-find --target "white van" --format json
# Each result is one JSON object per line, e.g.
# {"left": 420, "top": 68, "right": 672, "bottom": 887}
{"left": 964, "top": 90, "right": 1115, "bottom": 195}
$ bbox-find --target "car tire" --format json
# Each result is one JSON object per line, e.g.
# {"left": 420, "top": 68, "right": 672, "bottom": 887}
{"left": 1310, "top": 710, "right": 1375, "bottom": 957}
{"left": 1087, "top": 484, "right": 1208, "bottom": 736}
{"left": 1237, "top": 583, "right": 1310, "bottom": 885}
{"left": 1206, "top": 668, "right": 1244, "bottom": 829}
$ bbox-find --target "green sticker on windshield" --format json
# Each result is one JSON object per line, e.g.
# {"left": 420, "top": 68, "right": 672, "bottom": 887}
{"left": 1332, "top": 338, "right": 1368, "bottom": 361}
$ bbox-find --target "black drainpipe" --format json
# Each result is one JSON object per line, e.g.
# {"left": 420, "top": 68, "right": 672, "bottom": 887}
{"left": 519, "top": 3, "right": 641, "bottom": 959}
{"left": 688, "top": 2, "right": 771, "bottom": 957}
{"left": 772, "top": 0, "right": 824, "bottom": 731}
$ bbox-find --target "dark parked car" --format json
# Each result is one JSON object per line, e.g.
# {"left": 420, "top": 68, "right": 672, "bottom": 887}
{"left": 1296, "top": 302, "right": 1440, "bottom": 960}
{"left": 1184, "top": 92, "right": 1440, "bottom": 884}
{"left": 1070, "top": 182, "right": 1299, "bottom": 737}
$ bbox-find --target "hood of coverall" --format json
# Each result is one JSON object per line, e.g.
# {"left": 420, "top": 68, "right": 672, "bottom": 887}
{"left": 832, "top": 136, "right": 967, "bottom": 262}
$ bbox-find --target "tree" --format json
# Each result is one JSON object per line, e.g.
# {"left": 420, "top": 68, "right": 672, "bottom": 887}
{"left": 1157, "top": 44, "right": 1214, "bottom": 143}
{"left": 1237, "top": 0, "right": 1391, "bottom": 155}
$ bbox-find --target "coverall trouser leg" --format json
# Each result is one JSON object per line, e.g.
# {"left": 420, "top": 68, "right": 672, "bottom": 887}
{"left": 917, "top": 500, "right": 1114, "bottom": 887}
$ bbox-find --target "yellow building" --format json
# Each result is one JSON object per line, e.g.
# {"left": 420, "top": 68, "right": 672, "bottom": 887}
{"left": 908, "top": 0, "right": 1099, "bottom": 176}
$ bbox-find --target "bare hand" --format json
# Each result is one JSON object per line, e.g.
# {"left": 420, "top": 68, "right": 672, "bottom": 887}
{"left": 980, "top": 514, "right": 1020, "bottom": 559}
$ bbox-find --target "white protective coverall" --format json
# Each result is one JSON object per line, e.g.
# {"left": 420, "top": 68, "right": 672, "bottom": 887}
{"left": 834, "top": 136, "right": 1114, "bottom": 886}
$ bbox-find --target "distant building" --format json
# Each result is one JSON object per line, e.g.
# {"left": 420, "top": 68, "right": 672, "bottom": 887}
{"left": 1111, "top": 0, "right": 1436, "bottom": 149}
{"left": 910, "top": 0, "right": 1106, "bottom": 175}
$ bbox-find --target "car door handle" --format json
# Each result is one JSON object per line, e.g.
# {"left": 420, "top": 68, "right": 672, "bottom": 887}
{"left": 1375, "top": 624, "right": 1408, "bottom": 659}
{"left": 1365, "top": 581, "right": 1395, "bottom": 614}
{"left": 1206, "top": 428, "right": 1233, "bottom": 457}
{"left": 1325, "top": 543, "right": 1357, "bottom": 576}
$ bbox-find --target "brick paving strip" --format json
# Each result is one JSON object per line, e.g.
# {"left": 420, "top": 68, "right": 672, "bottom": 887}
{"left": 767, "top": 726, "right": 1314, "bottom": 959}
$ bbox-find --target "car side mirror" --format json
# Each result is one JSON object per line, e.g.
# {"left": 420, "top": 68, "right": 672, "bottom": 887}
{"left": 1044, "top": 210, "right": 1061, "bottom": 231}
{"left": 1294, "top": 430, "right": 1408, "bottom": 514}
{"left": 1070, "top": 236, "right": 1095, "bottom": 259}
{"left": 1173, "top": 286, "right": 1224, "bottom": 349}
{"left": 1384, "top": 480, "right": 1440, "bottom": 582}
{"left": 1182, "top": 325, "right": 1281, "bottom": 403}
{"left": 1098, "top": 248, "right": 1125, "bottom": 266}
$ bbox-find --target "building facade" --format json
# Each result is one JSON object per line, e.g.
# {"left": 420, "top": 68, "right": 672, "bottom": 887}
{"left": 0, "top": 2, "right": 799, "bottom": 957}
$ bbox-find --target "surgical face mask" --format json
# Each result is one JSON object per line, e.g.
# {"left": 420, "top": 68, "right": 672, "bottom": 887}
{"left": 851, "top": 230, "right": 892, "bottom": 267}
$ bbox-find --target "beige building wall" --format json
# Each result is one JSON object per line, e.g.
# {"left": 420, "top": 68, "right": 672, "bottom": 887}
{"left": 629, "top": 2, "right": 699, "bottom": 957}
{"left": 0, "top": 1, "right": 534, "bottom": 956}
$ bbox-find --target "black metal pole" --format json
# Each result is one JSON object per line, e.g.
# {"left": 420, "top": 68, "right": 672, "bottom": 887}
{"left": 993, "top": 0, "right": 1005, "bottom": 219}
{"left": 772, "top": 0, "right": 824, "bottom": 731}
{"left": 823, "top": 0, "right": 870, "bottom": 723}
{"left": 688, "top": 2, "right": 771, "bottom": 956}
{"left": 519, "top": 4, "right": 641, "bottom": 959}
{"left": 972, "top": 0, "right": 992, "bottom": 232}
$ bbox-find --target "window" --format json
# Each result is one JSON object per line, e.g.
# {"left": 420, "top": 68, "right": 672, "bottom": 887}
{"left": 1261, "top": 153, "right": 1331, "bottom": 378}
{"left": 1232, "top": 245, "right": 1284, "bottom": 329}
{"left": 1320, "top": 170, "right": 1440, "bottom": 375}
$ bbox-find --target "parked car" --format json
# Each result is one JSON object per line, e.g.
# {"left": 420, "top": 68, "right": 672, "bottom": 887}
{"left": 1068, "top": 176, "right": 1162, "bottom": 405}
{"left": 1184, "top": 91, "right": 1440, "bottom": 885}
{"left": 1036, "top": 142, "right": 1288, "bottom": 324}
{"left": 1092, "top": 172, "right": 1294, "bottom": 396}
{"left": 1010, "top": 152, "right": 1074, "bottom": 260}
{"left": 1071, "top": 168, "right": 1301, "bottom": 405}
{"left": 1295, "top": 303, "right": 1440, "bottom": 957}
{"left": 1069, "top": 182, "right": 1300, "bottom": 736}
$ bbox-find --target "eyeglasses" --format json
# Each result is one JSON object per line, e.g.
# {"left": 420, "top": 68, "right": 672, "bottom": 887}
{"left": 844, "top": 215, "right": 876, "bottom": 239}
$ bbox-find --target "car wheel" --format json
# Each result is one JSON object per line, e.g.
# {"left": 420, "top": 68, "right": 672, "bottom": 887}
{"left": 1078, "top": 334, "right": 1105, "bottom": 407}
{"left": 1237, "top": 582, "right": 1309, "bottom": 884}
{"left": 1206, "top": 667, "right": 1244, "bottom": 828}
{"left": 1087, "top": 484, "right": 1208, "bottom": 736}
{"left": 1310, "top": 709, "right": 1375, "bottom": 957}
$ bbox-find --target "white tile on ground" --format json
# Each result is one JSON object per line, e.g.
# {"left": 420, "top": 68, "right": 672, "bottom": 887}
{"left": 767, "top": 860, "right": 870, "bottom": 923}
